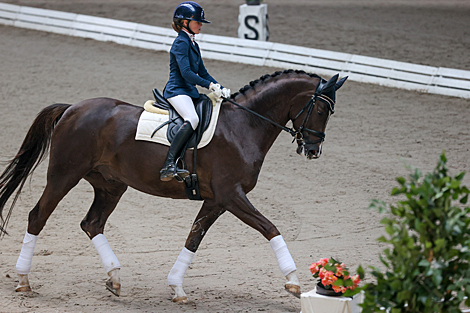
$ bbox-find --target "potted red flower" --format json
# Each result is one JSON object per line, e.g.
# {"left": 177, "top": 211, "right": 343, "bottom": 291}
{"left": 309, "top": 257, "right": 361, "bottom": 296}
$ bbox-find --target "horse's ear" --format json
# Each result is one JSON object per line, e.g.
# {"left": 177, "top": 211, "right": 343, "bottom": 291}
{"left": 335, "top": 76, "right": 348, "bottom": 91}
{"left": 322, "top": 74, "right": 339, "bottom": 94}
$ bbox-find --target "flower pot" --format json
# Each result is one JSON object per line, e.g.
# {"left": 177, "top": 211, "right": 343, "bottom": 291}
{"left": 315, "top": 282, "right": 343, "bottom": 297}
{"left": 246, "top": 0, "right": 261, "bottom": 5}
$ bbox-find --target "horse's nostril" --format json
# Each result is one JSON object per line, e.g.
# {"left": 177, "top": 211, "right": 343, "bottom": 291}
{"left": 306, "top": 148, "right": 321, "bottom": 159}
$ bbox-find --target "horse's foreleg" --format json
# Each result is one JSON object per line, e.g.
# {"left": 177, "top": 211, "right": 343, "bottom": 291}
{"left": 226, "top": 188, "right": 301, "bottom": 298}
{"left": 168, "top": 200, "right": 225, "bottom": 303}
{"left": 168, "top": 248, "right": 194, "bottom": 303}
{"left": 81, "top": 175, "right": 127, "bottom": 296}
{"left": 269, "top": 235, "right": 301, "bottom": 297}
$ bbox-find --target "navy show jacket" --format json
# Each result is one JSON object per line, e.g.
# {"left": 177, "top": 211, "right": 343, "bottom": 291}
{"left": 163, "top": 30, "right": 218, "bottom": 100}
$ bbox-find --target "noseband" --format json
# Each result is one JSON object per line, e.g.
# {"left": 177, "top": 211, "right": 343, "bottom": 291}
{"left": 222, "top": 93, "right": 335, "bottom": 145}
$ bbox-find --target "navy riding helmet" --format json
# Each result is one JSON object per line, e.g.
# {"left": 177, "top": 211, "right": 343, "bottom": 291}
{"left": 173, "top": 1, "right": 211, "bottom": 24}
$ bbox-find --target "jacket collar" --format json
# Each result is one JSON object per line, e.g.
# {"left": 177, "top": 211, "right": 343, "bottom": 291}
{"left": 181, "top": 29, "right": 196, "bottom": 44}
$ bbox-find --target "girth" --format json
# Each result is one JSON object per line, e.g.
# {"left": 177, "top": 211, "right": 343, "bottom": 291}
{"left": 152, "top": 89, "right": 213, "bottom": 149}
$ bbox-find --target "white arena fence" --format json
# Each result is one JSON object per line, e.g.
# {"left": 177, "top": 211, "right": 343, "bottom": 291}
{"left": 1, "top": 3, "right": 470, "bottom": 100}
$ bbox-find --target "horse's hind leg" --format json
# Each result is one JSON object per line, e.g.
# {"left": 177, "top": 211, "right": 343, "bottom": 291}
{"left": 16, "top": 170, "right": 86, "bottom": 292}
{"left": 225, "top": 187, "right": 301, "bottom": 298}
{"left": 81, "top": 171, "right": 127, "bottom": 296}
{"left": 168, "top": 200, "right": 225, "bottom": 303}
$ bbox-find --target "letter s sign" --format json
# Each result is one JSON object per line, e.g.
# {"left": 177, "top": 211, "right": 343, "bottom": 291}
{"left": 238, "top": 4, "right": 268, "bottom": 41}
{"left": 244, "top": 15, "right": 259, "bottom": 40}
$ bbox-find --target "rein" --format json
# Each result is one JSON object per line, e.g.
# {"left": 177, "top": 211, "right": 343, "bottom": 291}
{"left": 223, "top": 97, "right": 297, "bottom": 137}
{"left": 222, "top": 94, "right": 335, "bottom": 144}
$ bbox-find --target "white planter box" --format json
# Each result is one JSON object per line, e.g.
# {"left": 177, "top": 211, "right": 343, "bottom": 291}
{"left": 301, "top": 288, "right": 363, "bottom": 313}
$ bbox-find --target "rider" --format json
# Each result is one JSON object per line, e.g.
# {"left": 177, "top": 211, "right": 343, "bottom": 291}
{"left": 160, "top": 1, "right": 230, "bottom": 182}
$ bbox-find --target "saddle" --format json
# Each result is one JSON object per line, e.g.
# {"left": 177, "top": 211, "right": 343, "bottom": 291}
{"left": 152, "top": 89, "right": 213, "bottom": 149}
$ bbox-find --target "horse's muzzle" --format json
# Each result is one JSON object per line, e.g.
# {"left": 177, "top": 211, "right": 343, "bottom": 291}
{"left": 296, "top": 142, "right": 322, "bottom": 159}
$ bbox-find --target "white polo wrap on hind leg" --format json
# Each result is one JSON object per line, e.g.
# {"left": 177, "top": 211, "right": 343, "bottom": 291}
{"left": 270, "top": 235, "right": 297, "bottom": 276}
{"left": 16, "top": 232, "right": 38, "bottom": 275}
{"left": 168, "top": 247, "right": 195, "bottom": 287}
{"left": 92, "top": 234, "right": 121, "bottom": 274}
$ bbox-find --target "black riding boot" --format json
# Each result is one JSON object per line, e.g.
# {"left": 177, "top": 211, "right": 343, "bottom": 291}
{"left": 160, "top": 121, "right": 194, "bottom": 181}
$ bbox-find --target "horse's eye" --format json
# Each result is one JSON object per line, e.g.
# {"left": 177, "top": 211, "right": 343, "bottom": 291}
{"left": 317, "top": 110, "right": 324, "bottom": 116}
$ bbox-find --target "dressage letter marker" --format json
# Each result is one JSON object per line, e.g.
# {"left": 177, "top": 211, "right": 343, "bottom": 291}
{"left": 238, "top": 4, "right": 269, "bottom": 41}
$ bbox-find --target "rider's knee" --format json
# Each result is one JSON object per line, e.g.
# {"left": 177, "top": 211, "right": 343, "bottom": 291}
{"left": 186, "top": 117, "right": 199, "bottom": 130}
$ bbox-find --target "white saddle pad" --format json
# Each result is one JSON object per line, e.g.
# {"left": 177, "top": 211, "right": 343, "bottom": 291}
{"left": 135, "top": 95, "right": 222, "bottom": 149}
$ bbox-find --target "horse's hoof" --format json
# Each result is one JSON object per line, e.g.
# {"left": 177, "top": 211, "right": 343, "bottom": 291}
{"left": 15, "top": 285, "right": 32, "bottom": 292}
{"left": 172, "top": 295, "right": 189, "bottom": 303}
{"left": 106, "top": 278, "right": 121, "bottom": 297}
{"left": 16, "top": 274, "right": 32, "bottom": 292}
{"left": 285, "top": 283, "right": 301, "bottom": 298}
{"left": 170, "top": 285, "right": 189, "bottom": 304}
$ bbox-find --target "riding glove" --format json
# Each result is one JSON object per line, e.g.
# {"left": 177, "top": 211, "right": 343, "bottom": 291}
{"left": 221, "top": 88, "right": 231, "bottom": 98}
{"left": 209, "top": 83, "right": 222, "bottom": 98}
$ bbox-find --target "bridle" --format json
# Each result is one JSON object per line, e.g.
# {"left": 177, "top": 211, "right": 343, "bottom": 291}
{"left": 222, "top": 92, "right": 335, "bottom": 145}
{"left": 291, "top": 94, "right": 335, "bottom": 145}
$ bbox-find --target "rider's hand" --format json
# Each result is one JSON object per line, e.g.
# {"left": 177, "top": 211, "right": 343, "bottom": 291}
{"left": 209, "top": 83, "right": 222, "bottom": 98}
{"left": 221, "top": 88, "right": 231, "bottom": 98}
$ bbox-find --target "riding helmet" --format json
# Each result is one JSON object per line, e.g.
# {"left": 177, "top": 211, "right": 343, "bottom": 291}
{"left": 173, "top": 1, "right": 211, "bottom": 23}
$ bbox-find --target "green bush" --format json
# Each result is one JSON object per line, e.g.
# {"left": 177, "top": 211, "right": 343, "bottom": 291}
{"left": 361, "top": 152, "right": 470, "bottom": 313}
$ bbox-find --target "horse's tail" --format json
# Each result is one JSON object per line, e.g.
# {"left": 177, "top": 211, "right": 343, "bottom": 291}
{"left": 0, "top": 103, "right": 71, "bottom": 236}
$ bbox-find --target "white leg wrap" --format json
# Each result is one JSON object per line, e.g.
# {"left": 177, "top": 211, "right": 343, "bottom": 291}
{"left": 168, "top": 247, "right": 195, "bottom": 287}
{"left": 92, "top": 234, "right": 121, "bottom": 274}
{"left": 16, "top": 232, "right": 38, "bottom": 275}
{"left": 270, "top": 235, "right": 297, "bottom": 277}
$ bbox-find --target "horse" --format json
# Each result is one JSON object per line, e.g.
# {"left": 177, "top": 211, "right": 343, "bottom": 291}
{"left": 0, "top": 69, "right": 347, "bottom": 303}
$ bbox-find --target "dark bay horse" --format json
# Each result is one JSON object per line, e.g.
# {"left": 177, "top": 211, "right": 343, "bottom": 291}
{"left": 0, "top": 69, "right": 346, "bottom": 302}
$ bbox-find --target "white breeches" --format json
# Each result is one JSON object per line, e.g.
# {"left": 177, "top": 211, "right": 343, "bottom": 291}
{"left": 168, "top": 247, "right": 195, "bottom": 287}
{"left": 16, "top": 232, "right": 38, "bottom": 275}
{"left": 167, "top": 95, "right": 199, "bottom": 130}
{"left": 270, "top": 235, "right": 297, "bottom": 276}
{"left": 92, "top": 234, "right": 121, "bottom": 274}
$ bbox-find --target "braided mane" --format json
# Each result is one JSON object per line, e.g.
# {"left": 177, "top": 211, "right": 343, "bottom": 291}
{"left": 230, "top": 69, "right": 321, "bottom": 99}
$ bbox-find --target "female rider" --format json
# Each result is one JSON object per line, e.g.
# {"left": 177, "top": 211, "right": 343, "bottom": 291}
{"left": 160, "top": 1, "right": 230, "bottom": 181}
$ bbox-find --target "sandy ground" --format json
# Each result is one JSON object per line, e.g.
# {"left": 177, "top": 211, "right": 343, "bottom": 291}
{"left": 0, "top": 1, "right": 469, "bottom": 312}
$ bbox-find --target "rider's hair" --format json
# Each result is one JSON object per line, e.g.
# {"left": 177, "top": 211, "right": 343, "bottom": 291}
{"left": 172, "top": 18, "right": 185, "bottom": 32}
